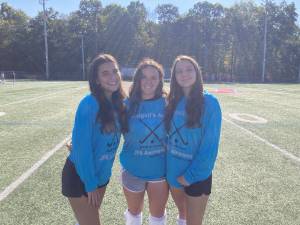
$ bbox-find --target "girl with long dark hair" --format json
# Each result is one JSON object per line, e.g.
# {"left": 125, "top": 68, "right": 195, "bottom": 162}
{"left": 62, "top": 54, "right": 128, "bottom": 225}
{"left": 165, "top": 55, "right": 222, "bottom": 225}
{"left": 120, "top": 58, "right": 169, "bottom": 225}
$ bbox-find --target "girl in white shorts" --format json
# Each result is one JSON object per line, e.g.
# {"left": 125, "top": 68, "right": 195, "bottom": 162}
{"left": 120, "top": 58, "right": 169, "bottom": 225}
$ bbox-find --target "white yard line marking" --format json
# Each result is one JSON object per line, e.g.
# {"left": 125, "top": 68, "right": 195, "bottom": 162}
{"left": 224, "top": 117, "right": 300, "bottom": 164}
{"left": 0, "top": 86, "right": 86, "bottom": 107}
{"left": 228, "top": 113, "right": 267, "bottom": 124}
{"left": 0, "top": 134, "right": 71, "bottom": 202}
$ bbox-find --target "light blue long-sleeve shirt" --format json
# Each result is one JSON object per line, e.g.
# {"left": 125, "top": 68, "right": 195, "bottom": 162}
{"left": 68, "top": 94, "right": 121, "bottom": 192}
{"left": 120, "top": 97, "right": 167, "bottom": 180}
{"left": 166, "top": 92, "right": 222, "bottom": 188}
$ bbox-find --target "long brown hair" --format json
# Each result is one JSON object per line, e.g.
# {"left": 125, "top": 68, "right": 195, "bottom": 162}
{"left": 165, "top": 55, "right": 204, "bottom": 132}
{"left": 88, "top": 53, "right": 128, "bottom": 133}
{"left": 128, "top": 58, "right": 165, "bottom": 116}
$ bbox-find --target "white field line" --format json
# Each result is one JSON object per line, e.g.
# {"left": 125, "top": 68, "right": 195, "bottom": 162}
{"left": 0, "top": 86, "right": 87, "bottom": 107}
{"left": 223, "top": 117, "right": 300, "bottom": 165}
{"left": 0, "top": 134, "right": 71, "bottom": 202}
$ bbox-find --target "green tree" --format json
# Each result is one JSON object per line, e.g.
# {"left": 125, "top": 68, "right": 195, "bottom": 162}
{"left": 264, "top": 1, "right": 299, "bottom": 81}
{"left": 0, "top": 3, "right": 30, "bottom": 72}
{"left": 0, "top": 1, "right": 299, "bottom": 82}
{"left": 156, "top": 4, "right": 179, "bottom": 24}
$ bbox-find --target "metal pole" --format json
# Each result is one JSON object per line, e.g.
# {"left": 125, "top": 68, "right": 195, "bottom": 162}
{"left": 262, "top": 0, "right": 268, "bottom": 83}
{"left": 41, "top": 0, "right": 49, "bottom": 80}
{"left": 81, "top": 35, "right": 85, "bottom": 80}
{"left": 95, "top": 11, "right": 98, "bottom": 53}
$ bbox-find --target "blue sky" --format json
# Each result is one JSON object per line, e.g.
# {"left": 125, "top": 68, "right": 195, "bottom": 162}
{"left": 1, "top": 0, "right": 299, "bottom": 22}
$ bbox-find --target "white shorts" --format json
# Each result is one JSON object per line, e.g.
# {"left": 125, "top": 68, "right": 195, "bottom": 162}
{"left": 120, "top": 169, "right": 166, "bottom": 192}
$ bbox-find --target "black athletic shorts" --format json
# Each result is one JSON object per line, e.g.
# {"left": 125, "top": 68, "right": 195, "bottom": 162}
{"left": 61, "top": 158, "right": 109, "bottom": 198}
{"left": 184, "top": 175, "right": 212, "bottom": 197}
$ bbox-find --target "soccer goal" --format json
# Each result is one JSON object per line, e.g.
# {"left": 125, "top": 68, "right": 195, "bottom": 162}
{"left": 0, "top": 71, "right": 16, "bottom": 86}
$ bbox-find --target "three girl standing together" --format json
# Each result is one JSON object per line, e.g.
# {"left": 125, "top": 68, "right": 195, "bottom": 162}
{"left": 62, "top": 54, "right": 222, "bottom": 225}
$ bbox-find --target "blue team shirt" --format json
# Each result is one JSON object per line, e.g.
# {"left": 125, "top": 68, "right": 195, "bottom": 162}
{"left": 68, "top": 94, "right": 121, "bottom": 192}
{"left": 120, "top": 97, "right": 167, "bottom": 180}
{"left": 166, "top": 92, "right": 222, "bottom": 188}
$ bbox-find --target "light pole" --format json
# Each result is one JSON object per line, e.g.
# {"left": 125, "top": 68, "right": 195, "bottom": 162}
{"left": 262, "top": 0, "right": 268, "bottom": 83}
{"left": 81, "top": 35, "right": 85, "bottom": 81}
{"left": 39, "top": 0, "right": 49, "bottom": 80}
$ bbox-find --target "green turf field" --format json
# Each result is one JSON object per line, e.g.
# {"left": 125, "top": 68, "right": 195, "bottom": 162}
{"left": 0, "top": 81, "right": 299, "bottom": 225}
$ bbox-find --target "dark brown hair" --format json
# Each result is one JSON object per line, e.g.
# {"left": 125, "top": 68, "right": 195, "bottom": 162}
{"left": 128, "top": 58, "right": 166, "bottom": 116}
{"left": 165, "top": 55, "right": 204, "bottom": 132}
{"left": 88, "top": 53, "right": 128, "bottom": 133}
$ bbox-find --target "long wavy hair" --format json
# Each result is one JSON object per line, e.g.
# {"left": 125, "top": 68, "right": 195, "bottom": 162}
{"left": 88, "top": 54, "right": 128, "bottom": 133}
{"left": 128, "top": 58, "right": 166, "bottom": 116}
{"left": 165, "top": 55, "right": 204, "bottom": 132}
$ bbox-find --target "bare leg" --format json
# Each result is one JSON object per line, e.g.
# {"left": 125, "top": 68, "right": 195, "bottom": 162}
{"left": 170, "top": 187, "right": 186, "bottom": 220}
{"left": 123, "top": 187, "right": 145, "bottom": 215}
{"left": 68, "top": 186, "right": 106, "bottom": 225}
{"left": 185, "top": 194, "right": 209, "bottom": 225}
{"left": 147, "top": 180, "right": 169, "bottom": 217}
{"left": 123, "top": 187, "right": 144, "bottom": 225}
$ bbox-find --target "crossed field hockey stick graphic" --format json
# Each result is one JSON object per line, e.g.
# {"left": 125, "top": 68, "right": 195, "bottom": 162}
{"left": 168, "top": 120, "right": 189, "bottom": 146}
{"left": 138, "top": 119, "right": 167, "bottom": 150}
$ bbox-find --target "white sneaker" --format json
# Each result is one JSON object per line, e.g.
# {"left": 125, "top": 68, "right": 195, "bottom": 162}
{"left": 149, "top": 213, "right": 167, "bottom": 225}
{"left": 124, "top": 209, "right": 142, "bottom": 225}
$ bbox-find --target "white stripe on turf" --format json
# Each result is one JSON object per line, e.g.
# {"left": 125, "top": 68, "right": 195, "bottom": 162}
{"left": 0, "top": 134, "right": 71, "bottom": 202}
{"left": 0, "top": 86, "right": 86, "bottom": 107}
{"left": 224, "top": 117, "right": 300, "bottom": 165}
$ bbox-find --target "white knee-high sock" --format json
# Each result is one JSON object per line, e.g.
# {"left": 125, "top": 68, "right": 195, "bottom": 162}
{"left": 177, "top": 217, "right": 186, "bottom": 225}
{"left": 124, "top": 209, "right": 142, "bottom": 225}
{"left": 149, "top": 212, "right": 167, "bottom": 225}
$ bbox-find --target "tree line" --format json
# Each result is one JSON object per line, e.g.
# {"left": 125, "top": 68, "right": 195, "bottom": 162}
{"left": 0, "top": 0, "right": 299, "bottom": 82}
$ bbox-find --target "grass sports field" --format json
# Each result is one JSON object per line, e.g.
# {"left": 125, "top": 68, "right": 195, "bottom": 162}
{"left": 0, "top": 81, "right": 299, "bottom": 225}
